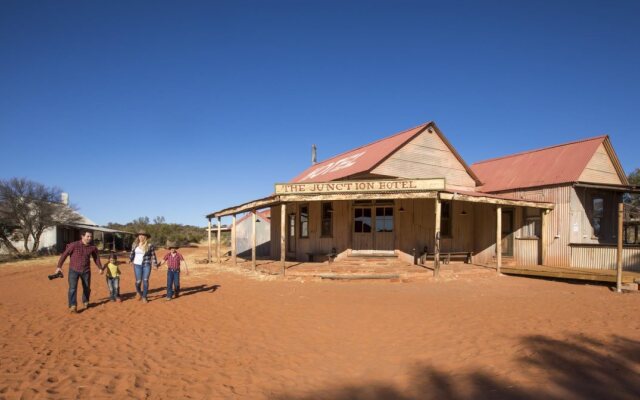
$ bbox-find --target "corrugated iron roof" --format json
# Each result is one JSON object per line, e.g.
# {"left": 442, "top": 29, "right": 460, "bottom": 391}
{"left": 235, "top": 209, "right": 271, "bottom": 225}
{"left": 290, "top": 123, "right": 430, "bottom": 183}
{"left": 471, "top": 135, "right": 607, "bottom": 192}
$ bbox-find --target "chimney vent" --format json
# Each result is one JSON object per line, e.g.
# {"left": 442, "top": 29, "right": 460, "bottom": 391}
{"left": 61, "top": 192, "right": 69, "bottom": 205}
{"left": 311, "top": 144, "right": 317, "bottom": 165}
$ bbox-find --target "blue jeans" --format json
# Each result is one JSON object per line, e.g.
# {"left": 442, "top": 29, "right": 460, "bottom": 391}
{"left": 134, "top": 264, "right": 152, "bottom": 299}
{"left": 106, "top": 276, "right": 120, "bottom": 300}
{"left": 68, "top": 269, "right": 91, "bottom": 307}
{"left": 167, "top": 270, "right": 180, "bottom": 298}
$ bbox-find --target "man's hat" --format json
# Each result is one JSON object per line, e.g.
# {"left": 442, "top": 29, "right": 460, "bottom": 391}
{"left": 135, "top": 230, "right": 151, "bottom": 238}
{"left": 166, "top": 241, "right": 179, "bottom": 249}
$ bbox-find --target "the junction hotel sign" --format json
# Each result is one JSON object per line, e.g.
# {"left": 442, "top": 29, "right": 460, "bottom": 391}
{"left": 275, "top": 178, "right": 445, "bottom": 195}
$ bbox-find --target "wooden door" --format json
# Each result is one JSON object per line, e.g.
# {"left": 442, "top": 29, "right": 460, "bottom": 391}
{"left": 374, "top": 206, "right": 394, "bottom": 251}
{"left": 353, "top": 207, "right": 373, "bottom": 250}
{"left": 501, "top": 209, "right": 514, "bottom": 257}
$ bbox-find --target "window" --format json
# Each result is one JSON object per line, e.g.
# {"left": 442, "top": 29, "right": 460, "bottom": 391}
{"left": 354, "top": 208, "right": 372, "bottom": 233}
{"left": 299, "top": 204, "right": 309, "bottom": 238}
{"left": 440, "top": 201, "right": 451, "bottom": 237}
{"left": 288, "top": 213, "right": 296, "bottom": 250}
{"left": 592, "top": 196, "right": 604, "bottom": 238}
{"left": 375, "top": 207, "right": 393, "bottom": 232}
{"left": 522, "top": 207, "right": 541, "bottom": 238}
{"left": 321, "top": 202, "right": 333, "bottom": 237}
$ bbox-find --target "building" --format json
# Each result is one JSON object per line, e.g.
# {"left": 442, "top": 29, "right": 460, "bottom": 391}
{"left": 206, "top": 121, "right": 639, "bottom": 275}
{"left": 1, "top": 194, "right": 132, "bottom": 255}
{"left": 236, "top": 209, "right": 271, "bottom": 258}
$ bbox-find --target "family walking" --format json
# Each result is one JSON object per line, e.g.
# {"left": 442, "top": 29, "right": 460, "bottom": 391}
{"left": 54, "top": 229, "right": 189, "bottom": 312}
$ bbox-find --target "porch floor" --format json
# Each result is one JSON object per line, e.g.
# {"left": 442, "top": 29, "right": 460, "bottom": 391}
{"left": 499, "top": 264, "right": 640, "bottom": 284}
{"left": 222, "top": 257, "right": 495, "bottom": 281}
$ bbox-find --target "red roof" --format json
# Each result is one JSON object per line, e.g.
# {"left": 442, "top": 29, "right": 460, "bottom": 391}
{"left": 236, "top": 209, "right": 271, "bottom": 225}
{"left": 290, "top": 123, "right": 429, "bottom": 183}
{"left": 471, "top": 136, "right": 607, "bottom": 192}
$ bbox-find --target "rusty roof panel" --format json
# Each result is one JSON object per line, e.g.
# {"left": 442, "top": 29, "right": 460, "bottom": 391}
{"left": 290, "top": 123, "right": 429, "bottom": 183}
{"left": 471, "top": 136, "right": 607, "bottom": 193}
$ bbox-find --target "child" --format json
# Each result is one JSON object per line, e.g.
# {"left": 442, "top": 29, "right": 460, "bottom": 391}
{"left": 104, "top": 253, "right": 121, "bottom": 302}
{"left": 158, "top": 241, "right": 189, "bottom": 301}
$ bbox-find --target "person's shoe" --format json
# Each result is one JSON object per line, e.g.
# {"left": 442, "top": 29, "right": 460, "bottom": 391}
{"left": 142, "top": 298, "right": 148, "bottom": 304}
{"left": 174, "top": 292, "right": 180, "bottom": 298}
{"left": 83, "top": 302, "right": 90, "bottom": 309}
{"left": 165, "top": 296, "right": 172, "bottom": 301}
{"left": 69, "top": 306, "right": 77, "bottom": 313}
{"left": 116, "top": 297, "right": 122, "bottom": 303}
{"left": 136, "top": 294, "right": 142, "bottom": 301}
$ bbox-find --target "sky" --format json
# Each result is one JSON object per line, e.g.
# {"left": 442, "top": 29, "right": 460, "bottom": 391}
{"left": 1, "top": 0, "right": 639, "bottom": 227}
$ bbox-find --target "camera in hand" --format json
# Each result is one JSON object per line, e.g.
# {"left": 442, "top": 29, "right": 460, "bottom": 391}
{"left": 48, "top": 271, "right": 64, "bottom": 280}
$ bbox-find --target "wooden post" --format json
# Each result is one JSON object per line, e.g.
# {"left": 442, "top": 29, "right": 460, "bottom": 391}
{"left": 541, "top": 209, "right": 549, "bottom": 266}
{"left": 496, "top": 205, "right": 502, "bottom": 274}
{"left": 616, "top": 202, "right": 623, "bottom": 293}
{"left": 252, "top": 209, "right": 257, "bottom": 271}
{"left": 216, "top": 217, "right": 221, "bottom": 264}
{"left": 434, "top": 196, "right": 441, "bottom": 277}
{"left": 231, "top": 214, "right": 237, "bottom": 266}
{"left": 280, "top": 203, "right": 286, "bottom": 275}
{"left": 207, "top": 218, "right": 212, "bottom": 263}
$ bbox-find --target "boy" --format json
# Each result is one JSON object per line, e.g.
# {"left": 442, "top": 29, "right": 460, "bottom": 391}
{"left": 104, "top": 253, "right": 121, "bottom": 302}
{"left": 158, "top": 241, "right": 189, "bottom": 300}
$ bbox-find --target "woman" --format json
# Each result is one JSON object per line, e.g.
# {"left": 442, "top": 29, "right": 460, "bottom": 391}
{"left": 129, "top": 230, "right": 158, "bottom": 303}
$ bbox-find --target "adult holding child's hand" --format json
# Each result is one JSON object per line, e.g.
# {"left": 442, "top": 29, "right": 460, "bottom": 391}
{"left": 54, "top": 230, "right": 104, "bottom": 313}
{"left": 129, "top": 230, "right": 158, "bottom": 303}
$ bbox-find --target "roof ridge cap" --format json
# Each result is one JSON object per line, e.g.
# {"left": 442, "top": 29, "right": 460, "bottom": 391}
{"left": 472, "top": 134, "right": 607, "bottom": 166}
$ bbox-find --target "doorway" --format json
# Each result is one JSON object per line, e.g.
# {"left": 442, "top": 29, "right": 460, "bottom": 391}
{"left": 501, "top": 209, "right": 514, "bottom": 257}
{"left": 352, "top": 202, "right": 395, "bottom": 252}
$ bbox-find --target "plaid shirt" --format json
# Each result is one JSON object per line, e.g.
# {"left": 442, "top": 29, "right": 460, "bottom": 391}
{"left": 129, "top": 244, "right": 158, "bottom": 266}
{"left": 163, "top": 252, "right": 184, "bottom": 271}
{"left": 56, "top": 240, "right": 103, "bottom": 273}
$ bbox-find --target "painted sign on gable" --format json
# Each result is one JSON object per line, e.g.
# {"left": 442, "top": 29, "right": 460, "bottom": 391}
{"left": 299, "top": 152, "right": 366, "bottom": 182}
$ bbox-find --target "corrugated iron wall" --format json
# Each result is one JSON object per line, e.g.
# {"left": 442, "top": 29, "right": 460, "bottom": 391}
{"left": 472, "top": 202, "right": 497, "bottom": 264}
{"left": 515, "top": 238, "right": 539, "bottom": 266}
{"left": 570, "top": 245, "right": 640, "bottom": 272}
{"left": 498, "top": 185, "right": 572, "bottom": 266}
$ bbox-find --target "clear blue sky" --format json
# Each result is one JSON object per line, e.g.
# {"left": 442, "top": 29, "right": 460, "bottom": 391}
{"left": 1, "top": 0, "right": 638, "bottom": 227}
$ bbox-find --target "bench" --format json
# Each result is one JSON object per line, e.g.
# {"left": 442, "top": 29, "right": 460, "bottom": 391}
{"left": 437, "top": 252, "right": 473, "bottom": 264}
{"left": 414, "top": 247, "right": 472, "bottom": 265}
{"left": 307, "top": 248, "right": 338, "bottom": 263}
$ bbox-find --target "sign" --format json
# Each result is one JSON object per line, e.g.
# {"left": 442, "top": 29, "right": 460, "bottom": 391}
{"left": 299, "top": 152, "right": 366, "bottom": 182}
{"left": 275, "top": 178, "right": 445, "bottom": 195}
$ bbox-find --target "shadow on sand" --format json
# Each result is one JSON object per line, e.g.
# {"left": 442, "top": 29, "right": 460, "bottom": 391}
{"left": 275, "top": 334, "right": 640, "bottom": 400}
{"left": 88, "top": 284, "right": 221, "bottom": 307}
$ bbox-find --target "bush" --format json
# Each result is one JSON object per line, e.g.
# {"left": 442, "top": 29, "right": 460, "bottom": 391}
{"left": 107, "top": 217, "right": 206, "bottom": 249}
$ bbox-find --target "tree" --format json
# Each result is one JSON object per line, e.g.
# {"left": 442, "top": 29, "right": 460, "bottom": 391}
{"left": 626, "top": 168, "right": 640, "bottom": 208}
{"left": 0, "top": 178, "right": 81, "bottom": 254}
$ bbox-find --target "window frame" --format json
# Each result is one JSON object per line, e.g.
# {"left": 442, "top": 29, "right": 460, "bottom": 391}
{"left": 321, "top": 202, "right": 333, "bottom": 238}
{"left": 440, "top": 201, "right": 452, "bottom": 238}
{"left": 353, "top": 207, "right": 373, "bottom": 233}
{"left": 590, "top": 194, "right": 605, "bottom": 239}
{"left": 299, "top": 204, "right": 309, "bottom": 239}
{"left": 522, "top": 207, "right": 541, "bottom": 239}
{"left": 375, "top": 206, "right": 394, "bottom": 233}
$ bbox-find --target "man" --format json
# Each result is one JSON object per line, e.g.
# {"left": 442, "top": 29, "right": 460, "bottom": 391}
{"left": 55, "top": 230, "right": 104, "bottom": 313}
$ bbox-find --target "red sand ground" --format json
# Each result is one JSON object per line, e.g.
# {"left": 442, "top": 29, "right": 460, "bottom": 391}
{"left": 1, "top": 245, "right": 639, "bottom": 400}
